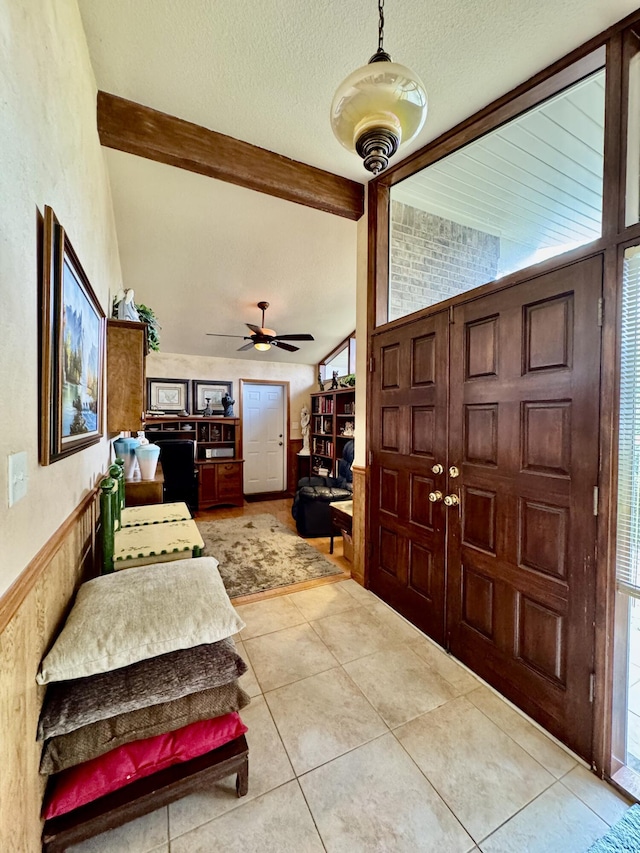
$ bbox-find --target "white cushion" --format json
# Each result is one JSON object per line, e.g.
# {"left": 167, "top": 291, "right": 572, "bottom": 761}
{"left": 37, "top": 557, "right": 243, "bottom": 684}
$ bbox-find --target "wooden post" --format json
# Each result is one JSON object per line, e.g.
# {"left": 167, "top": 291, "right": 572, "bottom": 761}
{"left": 114, "top": 457, "right": 126, "bottom": 509}
{"left": 109, "top": 464, "right": 123, "bottom": 527}
{"left": 100, "top": 477, "right": 116, "bottom": 574}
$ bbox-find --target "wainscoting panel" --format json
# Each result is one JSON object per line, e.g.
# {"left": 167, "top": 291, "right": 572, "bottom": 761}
{"left": 352, "top": 464, "right": 366, "bottom": 587}
{"left": 0, "top": 488, "right": 99, "bottom": 852}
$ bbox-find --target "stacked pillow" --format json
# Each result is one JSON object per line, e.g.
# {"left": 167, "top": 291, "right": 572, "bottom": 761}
{"left": 36, "top": 557, "right": 247, "bottom": 820}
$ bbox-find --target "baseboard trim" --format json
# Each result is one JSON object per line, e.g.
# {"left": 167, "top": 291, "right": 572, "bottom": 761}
{"left": 244, "top": 491, "right": 289, "bottom": 503}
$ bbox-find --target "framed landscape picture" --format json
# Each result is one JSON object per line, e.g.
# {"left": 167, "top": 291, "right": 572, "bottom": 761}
{"left": 192, "top": 380, "right": 232, "bottom": 414}
{"left": 147, "top": 378, "right": 190, "bottom": 412}
{"left": 40, "top": 206, "right": 105, "bottom": 465}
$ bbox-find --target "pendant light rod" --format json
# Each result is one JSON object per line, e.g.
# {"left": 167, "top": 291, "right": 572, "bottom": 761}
{"left": 370, "top": 0, "right": 391, "bottom": 63}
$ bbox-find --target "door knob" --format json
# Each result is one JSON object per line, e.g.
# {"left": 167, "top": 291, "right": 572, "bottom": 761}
{"left": 428, "top": 490, "right": 443, "bottom": 503}
{"left": 431, "top": 464, "right": 444, "bottom": 474}
{"left": 449, "top": 466, "right": 460, "bottom": 478}
{"left": 279, "top": 441, "right": 283, "bottom": 446}
{"left": 444, "top": 494, "right": 459, "bottom": 507}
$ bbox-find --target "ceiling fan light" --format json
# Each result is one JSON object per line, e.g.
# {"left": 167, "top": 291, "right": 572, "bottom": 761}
{"left": 254, "top": 341, "right": 271, "bottom": 352}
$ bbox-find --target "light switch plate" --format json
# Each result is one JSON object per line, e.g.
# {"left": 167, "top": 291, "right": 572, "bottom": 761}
{"left": 8, "top": 451, "right": 28, "bottom": 507}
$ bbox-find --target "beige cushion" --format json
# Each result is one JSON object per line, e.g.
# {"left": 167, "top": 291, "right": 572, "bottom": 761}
{"left": 113, "top": 518, "right": 204, "bottom": 568}
{"left": 120, "top": 502, "right": 192, "bottom": 527}
{"left": 36, "top": 557, "right": 244, "bottom": 684}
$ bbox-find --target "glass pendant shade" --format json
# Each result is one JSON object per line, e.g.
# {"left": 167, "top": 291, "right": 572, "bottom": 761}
{"left": 254, "top": 341, "right": 271, "bottom": 351}
{"left": 331, "top": 60, "right": 427, "bottom": 174}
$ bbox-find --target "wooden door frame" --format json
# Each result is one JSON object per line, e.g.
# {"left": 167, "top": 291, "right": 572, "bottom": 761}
{"left": 239, "top": 379, "right": 290, "bottom": 498}
{"left": 365, "top": 8, "right": 640, "bottom": 778}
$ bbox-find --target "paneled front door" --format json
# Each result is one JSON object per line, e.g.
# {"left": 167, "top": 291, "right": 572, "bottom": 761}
{"left": 369, "top": 256, "right": 602, "bottom": 760}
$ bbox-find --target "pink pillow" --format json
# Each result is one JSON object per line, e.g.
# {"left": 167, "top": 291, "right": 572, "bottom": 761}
{"left": 43, "top": 712, "right": 247, "bottom": 819}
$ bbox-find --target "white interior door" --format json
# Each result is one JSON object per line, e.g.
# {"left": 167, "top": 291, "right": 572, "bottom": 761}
{"left": 242, "top": 383, "right": 286, "bottom": 494}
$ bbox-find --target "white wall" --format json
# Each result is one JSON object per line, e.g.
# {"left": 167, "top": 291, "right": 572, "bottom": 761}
{"left": 0, "top": 0, "right": 122, "bottom": 596}
{"left": 146, "top": 351, "right": 316, "bottom": 440}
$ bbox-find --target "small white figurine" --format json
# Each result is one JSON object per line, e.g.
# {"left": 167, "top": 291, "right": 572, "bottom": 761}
{"left": 113, "top": 288, "right": 140, "bottom": 322}
{"left": 300, "top": 405, "right": 311, "bottom": 456}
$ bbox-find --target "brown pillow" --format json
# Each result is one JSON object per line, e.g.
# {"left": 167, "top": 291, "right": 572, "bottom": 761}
{"left": 40, "top": 681, "right": 250, "bottom": 775}
{"left": 38, "top": 638, "right": 247, "bottom": 741}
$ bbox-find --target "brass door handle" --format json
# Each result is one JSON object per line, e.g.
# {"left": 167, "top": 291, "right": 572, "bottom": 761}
{"left": 431, "top": 464, "right": 444, "bottom": 474}
{"left": 449, "top": 466, "right": 460, "bottom": 478}
{"left": 444, "top": 494, "right": 459, "bottom": 507}
{"left": 428, "top": 490, "right": 443, "bottom": 503}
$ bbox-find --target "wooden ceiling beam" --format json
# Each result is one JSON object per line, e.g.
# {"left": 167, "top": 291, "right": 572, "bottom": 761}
{"left": 97, "top": 92, "right": 364, "bottom": 221}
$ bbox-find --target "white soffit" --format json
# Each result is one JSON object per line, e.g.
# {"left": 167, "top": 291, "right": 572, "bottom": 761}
{"left": 392, "top": 71, "right": 606, "bottom": 252}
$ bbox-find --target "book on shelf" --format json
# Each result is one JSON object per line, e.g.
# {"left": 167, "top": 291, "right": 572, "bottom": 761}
{"left": 311, "top": 438, "right": 334, "bottom": 456}
{"left": 313, "top": 398, "right": 334, "bottom": 414}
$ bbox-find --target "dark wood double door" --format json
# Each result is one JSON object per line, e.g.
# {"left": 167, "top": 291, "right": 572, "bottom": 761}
{"left": 369, "top": 257, "right": 602, "bottom": 760}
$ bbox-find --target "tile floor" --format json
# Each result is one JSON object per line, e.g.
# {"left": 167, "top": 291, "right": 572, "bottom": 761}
{"left": 69, "top": 578, "right": 632, "bottom": 853}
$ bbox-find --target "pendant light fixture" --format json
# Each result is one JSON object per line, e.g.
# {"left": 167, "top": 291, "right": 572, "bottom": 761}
{"left": 330, "top": 0, "right": 427, "bottom": 176}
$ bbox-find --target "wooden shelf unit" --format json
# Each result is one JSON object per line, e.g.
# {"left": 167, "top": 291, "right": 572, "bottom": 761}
{"left": 310, "top": 388, "right": 355, "bottom": 476}
{"left": 106, "top": 320, "right": 148, "bottom": 434}
{"left": 144, "top": 416, "right": 243, "bottom": 508}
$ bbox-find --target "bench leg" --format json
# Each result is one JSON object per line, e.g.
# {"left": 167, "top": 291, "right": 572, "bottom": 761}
{"left": 236, "top": 756, "right": 249, "bottom": 797}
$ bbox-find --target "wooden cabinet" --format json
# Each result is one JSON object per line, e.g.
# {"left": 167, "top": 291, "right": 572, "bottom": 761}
{"left": 124, "top": 463, "right": 164, "bottom": 506}
{"left": 310, "top": 388, "right": 355, "bottom": 476}
{"left": 144, "top": 416, "right": 243, "bottom": 509}
{"left": 198, "top": 460, "right": 244, "bottom": 508}
{"left": 106, "top": 320, "right": 148, "bottom": 434}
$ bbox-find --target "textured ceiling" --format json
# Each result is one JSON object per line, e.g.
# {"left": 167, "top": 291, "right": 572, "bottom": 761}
{"left": 77, "top": 0, "right": 639, "bottom": 363}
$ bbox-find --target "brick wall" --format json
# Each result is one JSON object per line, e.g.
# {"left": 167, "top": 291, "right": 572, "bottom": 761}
{"left": 389, "top": 201, "right": 500, "bottom": 320}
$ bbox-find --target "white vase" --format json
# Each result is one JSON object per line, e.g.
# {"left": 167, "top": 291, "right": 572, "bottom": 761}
{"left": 135, "top": 443, "right": 160, "bottom": 480}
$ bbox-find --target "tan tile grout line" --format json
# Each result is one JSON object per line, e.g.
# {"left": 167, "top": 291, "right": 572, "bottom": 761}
{"left": 175, "top": 579, "right": 623, "bottom": 849}
{"left": 233, "top": 585, "right": 588, "bottom": 847}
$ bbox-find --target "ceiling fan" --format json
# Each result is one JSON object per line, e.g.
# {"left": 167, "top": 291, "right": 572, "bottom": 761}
{"left": 206, "top": 301, "right": 314, "bottom": 352}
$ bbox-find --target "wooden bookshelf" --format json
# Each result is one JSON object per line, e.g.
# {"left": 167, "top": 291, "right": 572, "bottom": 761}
{"left": 310, "top": 388, "right": 355, "bottom": 476}
{"left": 144, "top": 416, "right": 243, "bottom": 508}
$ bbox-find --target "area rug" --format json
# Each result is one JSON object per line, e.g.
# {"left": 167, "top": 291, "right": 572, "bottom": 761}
{"left": 587, "top": 804, "right": 640, "bottom": 852}
{"left": 196, "top": 514, "right": 342, "bottom": 598}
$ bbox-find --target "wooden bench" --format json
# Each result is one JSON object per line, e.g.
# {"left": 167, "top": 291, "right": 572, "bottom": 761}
{"left": 100, "top": 467, "right": 204, "bottom": 573}
{"left": 42, "top": 732, "right": 248, "bottom": 852}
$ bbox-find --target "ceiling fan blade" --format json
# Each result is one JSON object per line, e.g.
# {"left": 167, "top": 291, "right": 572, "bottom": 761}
{"left": 237, "top": 341, "right": 255, "bottom": 351}
{"left": 272, "top": 333, "right": 315, "bottom": 341}
{"left": 246, "top": 323, "right": 262, "bottom": 334}
{"left": 272, "top": 340, "right": 299, "bottom": 352}
{"left": 206, "top": 333, "right": 247, "bottom": 338}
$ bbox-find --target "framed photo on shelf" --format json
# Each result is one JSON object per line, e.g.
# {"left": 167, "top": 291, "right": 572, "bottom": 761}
{"left": 192, "top": 380, "right": 232, "bottom": 415}
{"left": 39, "top": 206, "right": 105, "bottom": 465}
{"left": 146, "top": 378, "right": 190, "bottom": 412}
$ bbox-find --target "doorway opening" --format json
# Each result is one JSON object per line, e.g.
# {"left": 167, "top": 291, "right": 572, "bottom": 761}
{"left": 369, "top": 255, "right": 603, "bottom": 761}
{"left": 240, "top": 380, "right": 289, "bottom": 496}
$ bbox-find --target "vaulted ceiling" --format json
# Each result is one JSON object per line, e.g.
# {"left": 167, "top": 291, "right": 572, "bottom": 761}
{"left": 78, "top": 0, "right": 639, "bottom": 364}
